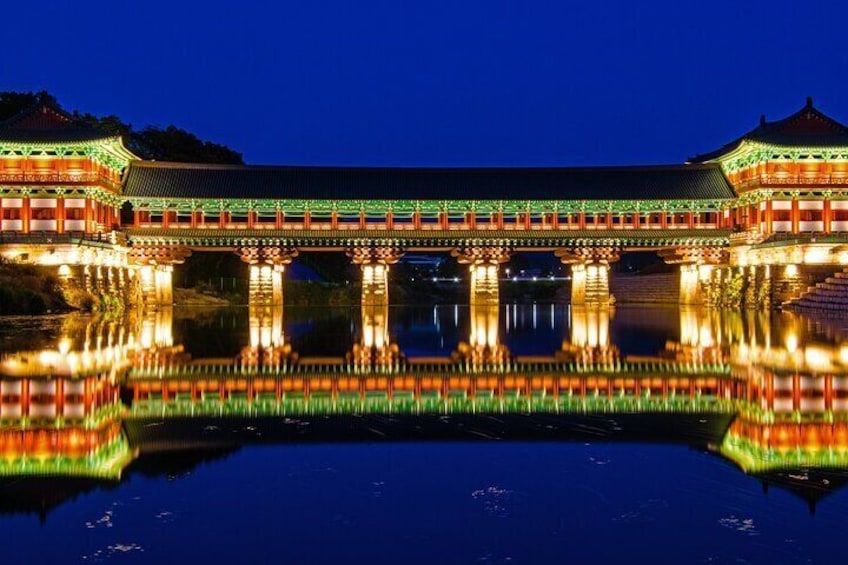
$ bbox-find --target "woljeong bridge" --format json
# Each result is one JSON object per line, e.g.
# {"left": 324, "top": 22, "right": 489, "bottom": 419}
{"left": 2, "top": 96, "right": 848, "bottom": 314}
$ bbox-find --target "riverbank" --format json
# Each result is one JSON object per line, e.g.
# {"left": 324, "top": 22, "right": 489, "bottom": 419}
{"left": 0, "top": 261, "right": 72, "bottom": 315}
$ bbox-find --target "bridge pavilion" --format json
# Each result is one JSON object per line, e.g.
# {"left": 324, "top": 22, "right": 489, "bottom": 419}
{"left": 1, "top": 97, "right": 848, "bottom": 310}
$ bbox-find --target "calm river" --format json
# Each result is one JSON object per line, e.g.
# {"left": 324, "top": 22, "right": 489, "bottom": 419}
{"left": 0, "top": 304, "right": 846, "bottom": 564}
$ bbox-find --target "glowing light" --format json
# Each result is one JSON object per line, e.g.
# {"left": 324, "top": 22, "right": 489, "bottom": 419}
{"left": 785, "top": 331, "right": 799, "bottom": 353}
{"left": 784, "top": 264, "right": 798, "bottom": 277}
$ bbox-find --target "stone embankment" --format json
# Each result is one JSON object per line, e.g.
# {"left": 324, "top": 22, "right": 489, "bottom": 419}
{"left": 610, "top": 272, "right": 679, "bottom": 304}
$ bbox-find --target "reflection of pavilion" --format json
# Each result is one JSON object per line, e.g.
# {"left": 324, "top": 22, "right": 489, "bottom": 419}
{"left": 0, "top": 374, "right": 131, "bottom": 481}
{"left": 4, "top": 305, "right": 848, "bottom": 516}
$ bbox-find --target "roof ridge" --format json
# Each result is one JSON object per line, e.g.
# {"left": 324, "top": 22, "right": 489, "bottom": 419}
{"left": 690, "top": 98, "right": 848, "bottom": 162}
{"left": 0, "top": 93, "right": 100, "bottom": 133}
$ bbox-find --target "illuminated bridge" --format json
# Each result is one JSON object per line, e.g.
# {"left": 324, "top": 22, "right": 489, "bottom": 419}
{"left": 3, "top": 97, "right": 848, "bottom": 310}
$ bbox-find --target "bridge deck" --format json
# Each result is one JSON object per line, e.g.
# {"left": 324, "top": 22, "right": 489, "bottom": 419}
{"left": 125, "top": 227, "right": 732, "bottom": 249}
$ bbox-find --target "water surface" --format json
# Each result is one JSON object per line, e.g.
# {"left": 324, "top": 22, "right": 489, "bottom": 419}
{"left": 1, "top": 304, "right": 847, "bottom": 564}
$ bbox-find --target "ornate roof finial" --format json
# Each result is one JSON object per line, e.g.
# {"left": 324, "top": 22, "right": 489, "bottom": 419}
{"left": 806, "top": 96, "right": 814, "bottom": 109}
{"left": 759, "top": 114, "right": 767, "bottom": 126}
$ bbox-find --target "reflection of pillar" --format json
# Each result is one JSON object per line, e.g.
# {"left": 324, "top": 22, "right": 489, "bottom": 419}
{"left": 556, "top": 247, "right": 619, "bottom": 307}
{"left": 249, "top": 303, "right": 284, "bottom": 349}
{"left": 362, "top": 299, "right": 389, "bottom": 351}
{"left": 139, "top": 307, "right": 174, "bottom": 349}
{"left": 570, "top": 307, "right": 610, "bottom": 349}
{"left": 348, "top": 246, "right": 404, "bottom": 364}
{"left": 564, "top": 306, "right": 616, "bottom": 364}
{"left": 679, "top": 307, "right": 715, "bottom": 348}
{"left": 679, "top": 264, "right": 702, "bottom": 305}
{"left": 469, "top": 303, "right": 499, "bottom": 350}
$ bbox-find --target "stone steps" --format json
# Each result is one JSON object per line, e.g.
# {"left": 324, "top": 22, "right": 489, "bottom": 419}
{"left": 785, "top": 268, "right": 848, "bottom": 313}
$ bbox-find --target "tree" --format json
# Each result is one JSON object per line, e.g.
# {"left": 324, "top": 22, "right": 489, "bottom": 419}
{"left": 0, "top": 91, "right": 55, "bottom": 122}
{"left": 133, "top": 125, "right": 243, "bottom": 164}
{"left": 0, "top": 90, "right": 244, "bottom": 165}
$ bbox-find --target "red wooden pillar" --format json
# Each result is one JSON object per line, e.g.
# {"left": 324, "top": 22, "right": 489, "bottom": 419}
{"left": 412, "top": 210, "right": 421, "bottom": 230}
{"left": 523, "top": 211, "right": 531, "bottom": 230}
{"left": 133, "top": 210, "right": 141, "bottom": 227}
{"left": 331, "top": 210, "right": 339, "bottom": 229}
{"left": 824, "top": 375, "right": 834, "bottom": 412}
{"left": 551, "top": 211, "right": 559, "bottom": 230}
{"left": 791, "top": 200, "right": 800, "bottom": 234}
{"left": 219, "top": 210, "right": 227, "bottom": 229}
{"left": 162, "top": 207, "right": 170, "bottom": 229}
{"left": 496, "top": 210, "right": 504, "bottom": 230}
{"left": 56, "top": 197, "right": 65, "bottom": 234}
{"left": 21, "top": 379, "right": 30, "bottom": 417}
{"left": 386, "top": 210, "right": 394, "bottom": 230}
{"left": 439, "top": 211, "right": 448, "bottom": 230}
{"left": 764, "top": 200, "right": 773, "bottom": 234}
{"left": 578, "top": 212, "right": 586, "bottom": 230}
{"left": 359, "top": 211, "right": 367, "bottom": 229}
{"left": 632, "top": 211, "right": 640, "bottom": 230}
{"left": 276, "top": 209, "right": 283, "bottom": 229}
{"left": 55, "top": 379, "right": 65, "bottom": 416}
{"left": 823, "top": 199, "right": 832, "bottom": 234}
{"left": 247, "top": 209, "right": 255, "bottom": 229}
{"left": 466, "top": 211, "right": 475, "bottom": 230}
{"left": 660, "top": 210, "right": 668, "bottom": 229}
{"left": 22, "top": 196, "right": 31, "bottom": 234}
{"left": 686, "top": 212, "right": 695, "bottom": 229}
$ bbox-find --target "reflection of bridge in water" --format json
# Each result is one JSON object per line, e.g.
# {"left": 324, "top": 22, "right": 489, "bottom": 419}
{"left": 2, "top": 305, "right": 848, "bottom": 516}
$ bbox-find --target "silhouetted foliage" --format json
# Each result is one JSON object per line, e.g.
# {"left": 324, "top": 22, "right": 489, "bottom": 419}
{"left": 0, "top": 258, "right": 69, "bottom": 315}
{"left": 0, "top": 91, "right": 55, "bottom": 120}
{"left": 0, "top": 90, "right": 243, "bottom": 165}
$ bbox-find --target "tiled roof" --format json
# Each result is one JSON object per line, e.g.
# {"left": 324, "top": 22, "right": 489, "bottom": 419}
{"left": 691, "top": 98, "right": 848, "bottom": 162}
{"left": 0, "top": 95, "right": 112, "bottom": 144}
{"left": 124, "top": 161, "right": 735, "bottom": 201}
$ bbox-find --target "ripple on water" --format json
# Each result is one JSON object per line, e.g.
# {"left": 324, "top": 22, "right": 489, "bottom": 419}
{"left": 718, "top": 515, "right": 760, "bottom": 536}
{"left": 81, "top": 542, "right": 144, "bottom": 562}
{"left": 471, "top": 486, "right": 515, "bottom": 518}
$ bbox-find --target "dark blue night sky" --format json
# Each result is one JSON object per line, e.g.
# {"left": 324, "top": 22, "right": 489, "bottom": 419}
{"left": 4, "top": 0, "right": 848, "bottom": 166}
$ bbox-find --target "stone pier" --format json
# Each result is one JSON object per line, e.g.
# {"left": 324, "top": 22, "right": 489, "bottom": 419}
{"left": 237, "top": 245, "right": 298, "bottom": 307}
{"left": 556, "top": 247, "right": 619, "bottom": 307}
{"left": 452, "top": 246, "right": 512, "bottom": 307}
{"left": 129, "top": 246, "right": 191, "bottom": 308}
{"left": 659, "top": 246, "right": 724, "bottom": 306}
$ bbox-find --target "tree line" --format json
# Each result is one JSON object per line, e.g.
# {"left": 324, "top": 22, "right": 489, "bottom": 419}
{"left": 0, "top": 90, "right": 243, "bottom": 165}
